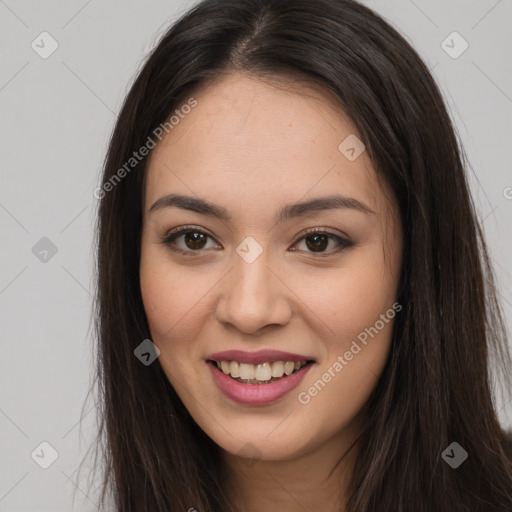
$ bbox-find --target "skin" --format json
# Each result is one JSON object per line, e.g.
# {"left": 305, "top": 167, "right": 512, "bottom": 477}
{"left": 139, "top": 73, "right": 403, "bottom": 511}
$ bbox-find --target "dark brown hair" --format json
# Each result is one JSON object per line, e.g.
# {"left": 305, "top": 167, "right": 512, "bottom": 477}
{"left": 81, "top": 0, "right": 512, "bottom": 510}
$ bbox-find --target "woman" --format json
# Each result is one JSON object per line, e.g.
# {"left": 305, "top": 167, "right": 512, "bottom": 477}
{"left": 86, "top": 0, "right": 512, "bottom": 510}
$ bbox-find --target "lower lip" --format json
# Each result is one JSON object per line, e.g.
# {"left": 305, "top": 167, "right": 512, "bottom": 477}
{"left": 207, "top": 361, "right": 313, "bottom": 405}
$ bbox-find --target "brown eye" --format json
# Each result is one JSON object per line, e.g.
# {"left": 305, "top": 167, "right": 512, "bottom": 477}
{"left": 161, "top": 226, "right": 354, "bottom": 257}
{"left": 304, "top": 233, "right": 329, "bottom": 252}
{"left": 161, "top": 226, "right": 220, "bottom": 255}
{"left": 291, "top": 229, "right": 354, "bottom": 256}
{"left": 182, "top": 231, "right": 208, "bottom": 250}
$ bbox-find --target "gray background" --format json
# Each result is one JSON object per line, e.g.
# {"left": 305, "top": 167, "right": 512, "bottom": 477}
{"left": 0, "top": 0, "right": 511, "bottom": 510}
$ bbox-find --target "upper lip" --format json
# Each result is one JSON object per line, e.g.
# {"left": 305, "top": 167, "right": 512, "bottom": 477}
{"left": 207, "top": 349, "right": 314, "bottom": 365}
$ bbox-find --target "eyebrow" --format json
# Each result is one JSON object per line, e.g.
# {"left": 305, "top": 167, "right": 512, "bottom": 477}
{"left": 148, "top": 193, "right": 375, "bottom": 222}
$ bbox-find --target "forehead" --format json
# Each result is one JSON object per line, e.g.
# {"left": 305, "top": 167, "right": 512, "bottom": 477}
{"left": 144, "top": 73, "right": 387, "bottom": 217}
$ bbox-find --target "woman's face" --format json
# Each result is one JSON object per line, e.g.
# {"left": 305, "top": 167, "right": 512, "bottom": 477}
{"left": 140, "top": 73, "right": 403, "bottom": 462}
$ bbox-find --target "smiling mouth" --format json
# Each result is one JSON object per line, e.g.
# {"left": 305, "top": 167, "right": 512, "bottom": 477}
{"left": 209, "top": 359, "right": 315, "bottom": 384}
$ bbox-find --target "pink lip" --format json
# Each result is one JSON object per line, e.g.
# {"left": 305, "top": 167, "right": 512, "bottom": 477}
{"left": 207, "top": 361, "right": 313, "bottom": 405}
{"left": 207, "top": 349, "right": 312, "bottom": 365}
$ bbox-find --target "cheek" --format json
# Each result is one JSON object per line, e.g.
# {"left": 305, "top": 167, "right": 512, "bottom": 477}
{"left": 293, "top": 249, "right": 398, "bottom": 412}
{"left": 139, "top": 264, "right": 199, "bottom": 389}
{"left": 140, "top": 246, "right": 202, "bottom": 338}
{"left": 140, "top": 270, "right": 179, "bottom": 339}
{"left": 139, "top": 249, "right": 223, "bottom": 373}
{"left": 139, "top": 246, "right": 190, "bottom": 361}
{"left": 299, "top": 251, "right": 399, "bottom": 345}
{"left": 295, "top": 294, "right": 396, "bottom": 441}
{"left": 295, "top": 335, "right": 391, "bottom": 452}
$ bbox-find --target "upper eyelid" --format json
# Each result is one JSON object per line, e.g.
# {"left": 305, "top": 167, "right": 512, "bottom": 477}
{"left": 164, "top": 225, "right": 219, "bottom": 243}
{"left": 162, "top": 225, "right": 351, "bottom": 249}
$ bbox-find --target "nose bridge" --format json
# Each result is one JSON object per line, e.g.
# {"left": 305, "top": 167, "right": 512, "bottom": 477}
{"left": 235, "top": 248, "right": 272, "bottom": 299}
{"left": 216, "top": 240, "right": 291, "bottom": 333}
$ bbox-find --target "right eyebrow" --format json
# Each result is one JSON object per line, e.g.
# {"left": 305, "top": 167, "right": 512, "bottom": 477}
{"left": 149, "top": 194, "right": 231, "bottom": 220}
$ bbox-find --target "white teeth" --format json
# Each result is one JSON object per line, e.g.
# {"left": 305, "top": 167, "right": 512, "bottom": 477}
{"left": 215, "top": 359, "right": 307, "bottom": 382}
{"left": 284, "top": 361, "right": 295, "bottom": 375}
{"left": 239, "top": 363, "right": 255, "bottom": 380}
{"left": 255, "top": 363, "right": 272, "bottom": 381}
{"left": 229, "top": 361, "right": 240, "bottom": 378}
{"left": 271, "top": 361, "right": 284, "bottom": 377}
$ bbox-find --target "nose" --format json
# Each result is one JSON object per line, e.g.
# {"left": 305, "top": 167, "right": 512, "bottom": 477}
{"left": 214, "top": 249, "right": 293, "bottom": 335}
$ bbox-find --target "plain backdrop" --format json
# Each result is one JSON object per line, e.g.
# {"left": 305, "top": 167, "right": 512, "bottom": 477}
{"left": 0, "top": 0, "right": 511, "bottom": 510}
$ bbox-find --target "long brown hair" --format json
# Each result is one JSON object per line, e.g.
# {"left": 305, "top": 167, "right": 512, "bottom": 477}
{"left": 81, "top": 0, "right": 512, "bottom": 510}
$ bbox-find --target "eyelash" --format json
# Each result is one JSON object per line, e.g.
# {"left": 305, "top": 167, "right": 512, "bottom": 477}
{"left": 159, "top": 225, "right": 355, "bottom": 257}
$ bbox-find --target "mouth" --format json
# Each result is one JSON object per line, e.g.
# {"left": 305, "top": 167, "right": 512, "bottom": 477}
{"left": 206, "top": 350, "right": 316, "bottom": 405}
{"left": 208, "top": 359, "right": 314, "bottom": 384}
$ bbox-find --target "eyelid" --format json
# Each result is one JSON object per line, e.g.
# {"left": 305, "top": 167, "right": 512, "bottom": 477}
{"left": 160, "top": 224, "right": 221, "bottom": 256}
{"left": 160, "top": 225, "right": 354, "bottom": 256}
{"left": 290, "top": 228, "right": 354, "bottom": 257}
{"left": 292, "top": 226, "right": 351, "bottom": 244}
{"left": 163, "top": 224, "right": 217, "bottom": 242}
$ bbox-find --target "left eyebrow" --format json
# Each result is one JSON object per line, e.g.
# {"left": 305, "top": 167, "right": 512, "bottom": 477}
{"left": 279, "top": 195, "right": 375, "bottom": 221}
{"left": 148, "top": 193, "right": 375, "bottom": 221}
